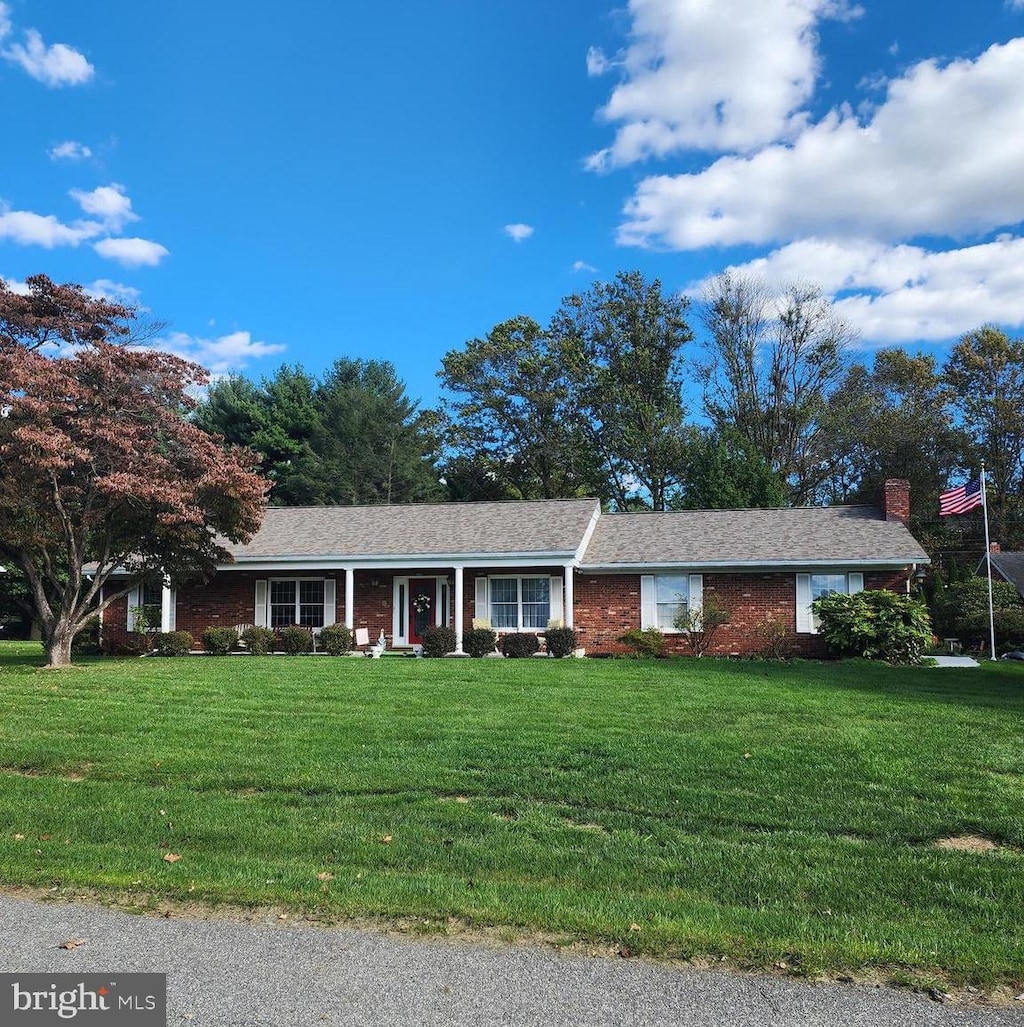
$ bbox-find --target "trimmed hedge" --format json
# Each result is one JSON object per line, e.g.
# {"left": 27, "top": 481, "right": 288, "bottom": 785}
{"left": 544, "top": 626, "right": 578, "bottom": 658}
{"left": 500, "top": 633, "right": 541, "bottom": 658}
{"left": 240, "top": 625, "right": 276, "bottom": 655}
{"left": 421, "top": 625, "right": 457, "bottom": 658}
{"left": 202, "top": 626, "right": 239, "bottom": 655}
{"left": 463, "top": 627, "right": 498, "bottom": 658}
{"left": 279, "top": 625, "right": 314, "bottom": 655}
{"left": 153, "top": 630, "right": 193, "bottom": 656}
{"left": 319, "top": 624, "right": 354, "bottom": 655}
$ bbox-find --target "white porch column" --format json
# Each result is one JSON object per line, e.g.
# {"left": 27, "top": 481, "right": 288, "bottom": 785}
{"left": 563, "top": 562, "right": 574, "bottom": 629}
{"left": 160, "top": 578, "right": 173, "bottom": 633}
{"left": 344, "top": 567, "right": 355, "bottom": 630}
{"left": 453, "top": 564, "right": 465, "bottom": 653}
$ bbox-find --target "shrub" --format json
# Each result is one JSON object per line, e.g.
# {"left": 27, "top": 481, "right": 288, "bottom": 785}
{"left": 500, "top": 632, "right": 541, "bottom": 658}
{"left": 153, "top": 630, "right": 194, "bottom": 657}
{"left": 617, "top": 628, "right": 666, "bottom": 658}
{"left": 673, "top": 594, "right": 730, "bottom": 657}
{"left": 544, "top": 626, "right": 578, "bottom": 658}
{"left": 933, "top": 578, "right": 1024, "bottom": 650}
{"left": 421, "top": 624, "right": 457, "bottom": 658}
{"left": 240, "top": 625, "right": 276, "bottom": 655}
{"left": 278, "top": 625, "right": 314, "bottom": 655}
{"left": 102, "top": 631, "right": 151, "bottom": 657}
{"left": 319, "top": 623, "right": 353, "bottom": 655}
{"left": 463, "top": 627, "right": 497, "bottom": 658}
{"left": 71, "top": 617, "right": 101, "bottom": 656}
{"left": 202, "top": 626, "right": 239, "bottom": 655}
{"left": 813, "top": 590, "right": 932, "bottom": 665}
{"left": 750, "top": 614, "right": 792, "bottom": 660}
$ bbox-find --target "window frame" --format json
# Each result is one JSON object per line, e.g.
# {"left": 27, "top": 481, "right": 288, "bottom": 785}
{"left": 488, "top": 575, "right": 551, "bottom": 632}
{"left": 269, "top": 577, "right": 328, "bottom": 630}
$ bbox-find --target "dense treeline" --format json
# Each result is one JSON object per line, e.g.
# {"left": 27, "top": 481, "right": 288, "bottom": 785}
{"left": 191, "top": 271, "right": 1024, "bottom": 572}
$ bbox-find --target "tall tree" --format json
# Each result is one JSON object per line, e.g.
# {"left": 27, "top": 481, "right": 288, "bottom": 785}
{"left": 944, "top": 326, "right": 1024, "bottom": 544}
{"left": 436, "top": 316, "right": 598, "bottom": 501}
{"left": 550, "top": 271, "right": 693, "bottom": 510}
{"left": 316, "top": 358, "right": 440, "bottom": 505}
{"left": 0, "top": 277, "right": 268, "bottom": 666}
{"left": 671, "top": 428, "right": 787, "bottom": 510}
{"left": 699, "top": 274, "right": 853, "bottom": 505}
{"left": 822, "top": 350, "right": 968, "bottom": 510}
{"left": 196, "top": 361, "right": 439, "bottom": 506}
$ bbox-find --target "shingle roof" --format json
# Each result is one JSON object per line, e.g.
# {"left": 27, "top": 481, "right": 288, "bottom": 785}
{"left": 222, "top": 498, "right": 600, "bottom": 561}
{"left": 580, "top": 505, "right": 929, "bottom": 568}
{"left": 985, "top": 552, "right": 1024, "bottom": 595}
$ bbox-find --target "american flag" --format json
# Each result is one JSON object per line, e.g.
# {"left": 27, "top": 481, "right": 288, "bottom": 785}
{"left": 939, "top": 476, "right": 983, "bottom": 516}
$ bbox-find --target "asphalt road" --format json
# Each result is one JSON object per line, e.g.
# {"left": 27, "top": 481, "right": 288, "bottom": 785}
{"left": 0, "top": 894, "right": 1019, "bottom": 1026}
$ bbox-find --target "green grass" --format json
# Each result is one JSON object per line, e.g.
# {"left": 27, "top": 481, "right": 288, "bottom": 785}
{"left": 0, "top": 642, "right": 1022, "bottom": 986}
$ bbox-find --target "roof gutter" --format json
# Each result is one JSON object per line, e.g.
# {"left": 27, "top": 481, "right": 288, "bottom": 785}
{"left": 580, "top": 556, "right": 930, "bottom": 572}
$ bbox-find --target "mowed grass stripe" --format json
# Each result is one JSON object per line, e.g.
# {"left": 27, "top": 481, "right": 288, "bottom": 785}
{"left": 0, "top": 643, "right": 1021, "bottom": 983}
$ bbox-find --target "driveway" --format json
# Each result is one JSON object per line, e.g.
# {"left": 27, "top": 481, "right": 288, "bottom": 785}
{"left": 0, "top": 894, "right": 1019, "bottom": 1026}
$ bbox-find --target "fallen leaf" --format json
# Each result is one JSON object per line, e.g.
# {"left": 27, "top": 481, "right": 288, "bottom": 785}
{"left": 39, "top": 834, "right": 51, "bottom": 841}
{"left": 629, "top": 923, "right": 641, "bottom": 933}
{"left": 58, "top": 938, "right": 86, "bottom": 950}
{"left": 381, "top": 835, "right": 393, "bottom": 844}
{"left": 163, "top": 852, "right": 181, "bottom": 863}
{"left": 316, "top": 872, "right": 334, "bottom": 881}
{"left": 743, "top": 752, "right": 752, "bottom": 759}
{"left": 13, "top": 833, "right": 24, "bottom": 841}
{"left": 617, "top": 945, "right": 633, "bottom": 959}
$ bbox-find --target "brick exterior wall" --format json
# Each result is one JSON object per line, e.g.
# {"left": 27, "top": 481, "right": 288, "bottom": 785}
{"left": 574, "top": 567, "right": 911, "bottom": 657}
{"left": 101, "top": 565, "right": 912, "bottom": 657}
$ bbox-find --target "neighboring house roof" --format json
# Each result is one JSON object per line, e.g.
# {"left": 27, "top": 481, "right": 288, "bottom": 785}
{"left": 580, "top": 505, "right": 929, "bottom": 570}
{"left": 978, "top": 552, "right": 1024, "bottom": 595}
{"left": 221, "top": 498, "right": 601, "bottom": 563}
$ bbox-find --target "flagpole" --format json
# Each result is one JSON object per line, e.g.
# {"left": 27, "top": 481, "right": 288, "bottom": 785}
{"left": 981, "top": 465, "right": 997, "bottom": 661}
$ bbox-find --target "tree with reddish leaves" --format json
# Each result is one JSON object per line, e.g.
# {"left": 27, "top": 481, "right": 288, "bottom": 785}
{"left": 0, "top": 275, "right": 269, "bottom": 666}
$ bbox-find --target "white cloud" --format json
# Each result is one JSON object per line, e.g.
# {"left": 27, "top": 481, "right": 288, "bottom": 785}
{"left": 0, "top": 274, "right": 30, "bottom": 295}
{"left": 0, "top": 207, "right": 100, "bottom": 248}
{"left": 585, "top": 0, "right": 863, "bottom": 171}
{"left": 572, "top": 260, "right": 598, "bottom": 273}
{"left": 87, "top": 279, "right": 143, "bottom": 305}
{"left": 3, "top": 27, "right": 93, "bottom": 87}
{"left": 155, "top": 330, "right": 286, "bottom": 376}
{"left": 586, "top": 46, "right": 612, "bottom": 76}
{"left": 504, "top": 223, "right": 534, "bottom": 242}
{"left": 687, "top": 235, "right": 1024, "bottom": 344}
{"left": 618, "top": 38, "right": 1024, "bottom": 249}
{"left": 93, "top": 237, "right": 170, "bottom": 268}
{"left": 0, "top": 3, "right": 11, "bottom": 41}
{"left": 49, "top": 140, "right": 92, "bottom": 162}
{"left": 70, "top": 184, "right": 138, "bottom": 232}
{"left": 1007, "top": 0, "right": 1024, "bottom": 11}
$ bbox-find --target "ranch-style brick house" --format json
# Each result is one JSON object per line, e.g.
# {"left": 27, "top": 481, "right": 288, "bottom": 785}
{"left": 102, "top": 479, "right": 929, "bottom": 657}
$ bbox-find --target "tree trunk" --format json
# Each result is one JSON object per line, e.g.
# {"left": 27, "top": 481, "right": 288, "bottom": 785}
{"left": 43, "top": 623, "right": 75, "bottom": 667}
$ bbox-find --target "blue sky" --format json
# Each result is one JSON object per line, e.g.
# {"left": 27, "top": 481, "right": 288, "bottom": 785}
{"left": 3, "top": 0, "right": 1024, "bottom": 408}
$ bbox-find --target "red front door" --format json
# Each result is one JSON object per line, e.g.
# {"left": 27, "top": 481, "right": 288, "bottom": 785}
{"left": 408, "top": 578, "right": 435, "bottom": 645}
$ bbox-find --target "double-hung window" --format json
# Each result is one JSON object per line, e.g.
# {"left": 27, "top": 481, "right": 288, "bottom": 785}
{"left": 270, "top": 579, "right": 326, "bottom": 629}
{"left": 655, "top": 575, "right": 689, "bottom": 631}
{"left": 796, "top": 572, "right": 863, "bottom": 633}
{"left": 641, "top": 574, "right": 702, "bottom": 632}
{"left": 489, "top": 576, "right": 551, "bottom": 631}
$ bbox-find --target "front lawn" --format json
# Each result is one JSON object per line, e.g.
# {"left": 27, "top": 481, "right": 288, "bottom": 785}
{"left": 0, "top": 642, "right": 1021, "bottom": 988}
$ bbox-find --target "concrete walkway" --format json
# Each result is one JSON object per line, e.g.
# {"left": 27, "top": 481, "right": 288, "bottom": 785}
{"left": 930, "top": 655, "right": 981, "bottom": 668}
{"left": 0, "top": 895, "right": 1019, "bottom": 1026}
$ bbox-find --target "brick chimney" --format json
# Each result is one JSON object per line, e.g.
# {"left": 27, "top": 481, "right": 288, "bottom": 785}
{"left": 990, "top": 542, "right": 1001, "bottom": 554}
{"left": 883, "top": 478, "right": 910, "bottom": 524}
